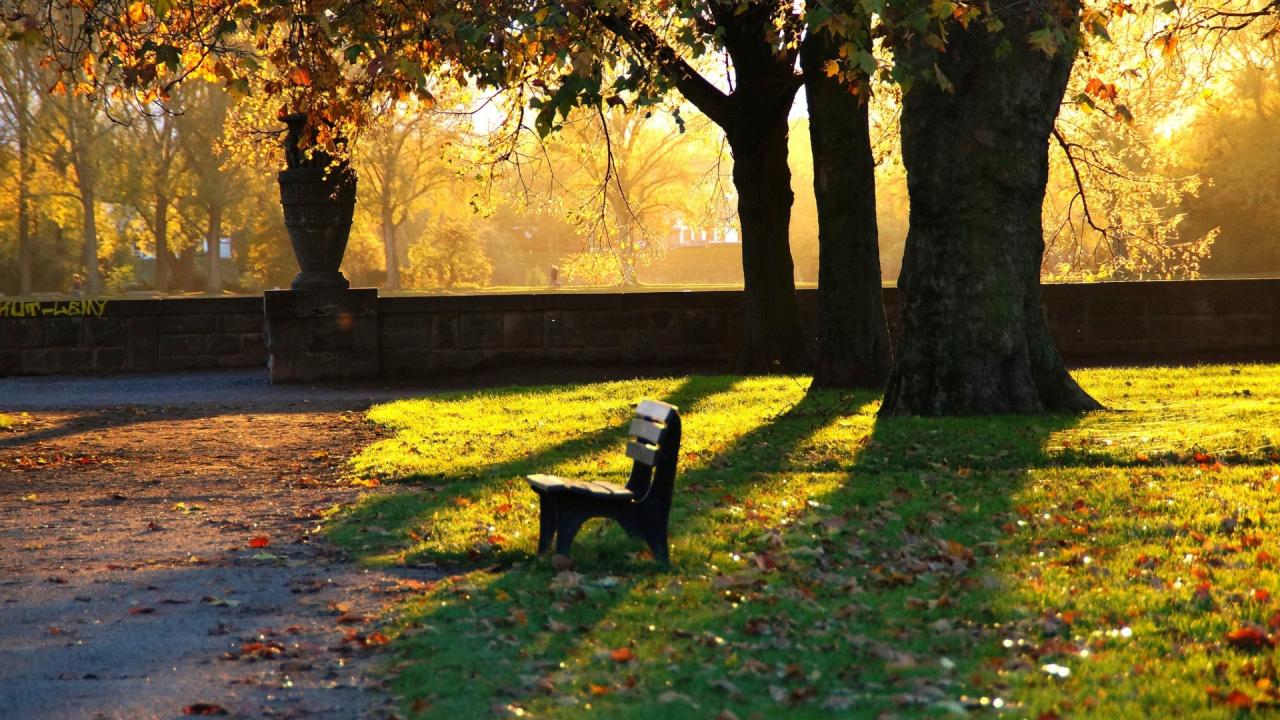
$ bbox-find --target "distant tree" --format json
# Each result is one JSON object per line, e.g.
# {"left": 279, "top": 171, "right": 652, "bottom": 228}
{"left": 356, "top": 102, "right": 460, "bottom": 290}
{"left": 0, "top": 42, "right": 42, "bottom": 295}
{"left": 404, "top": 222, "right": 492, "bottom": 290}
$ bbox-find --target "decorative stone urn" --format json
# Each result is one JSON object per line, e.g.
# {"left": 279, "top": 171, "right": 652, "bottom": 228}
{"left": 277, "top": 112, "right": 357, "bottom": 291}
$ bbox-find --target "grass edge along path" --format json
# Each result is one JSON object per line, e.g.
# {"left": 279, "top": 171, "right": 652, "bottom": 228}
{"left": 327, "top": 364, "right": 1280, "bottom": 719}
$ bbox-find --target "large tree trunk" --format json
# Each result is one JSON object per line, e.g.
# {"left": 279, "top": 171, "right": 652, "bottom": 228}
{"left": 206, "top": 204, "right": 223, "bottom": 294}
{"left": 881, "top": 7, "right": 1101, "bottom": 416}
{"left": 800, "top": 27, "right": 892, "bottom": 389}
{"left": 726, "top": 108, "right": 809, "bottom": 373}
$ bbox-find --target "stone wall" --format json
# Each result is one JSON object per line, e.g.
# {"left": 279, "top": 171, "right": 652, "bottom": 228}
{"left": 2, "top": 279, "right": 1279, "bottom": 379}
{"left": 0, "top": 297, "right": 264, "bottom": 376}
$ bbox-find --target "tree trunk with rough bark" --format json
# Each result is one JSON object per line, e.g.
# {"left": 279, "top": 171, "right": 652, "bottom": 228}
{"left": 600, "top": 2, "right": 809, "bottom": 373}
{"left": 881, "top": 6, "right": 1101, "bottom": 415}
{"left": 800, "top": 28, "right": 892, "bottom": 389}
{"left": 725, "top": 110, "right": 810, "bottom": 373}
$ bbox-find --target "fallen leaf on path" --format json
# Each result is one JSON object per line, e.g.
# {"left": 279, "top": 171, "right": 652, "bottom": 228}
{"left": 128, "top": 606, "right": 154, "bottom": 615}
{"left": 182, "top": 704, "right": 228, "bottom": 716}
{"left": 248, "top": 536, "right": 270, "bottom": 548}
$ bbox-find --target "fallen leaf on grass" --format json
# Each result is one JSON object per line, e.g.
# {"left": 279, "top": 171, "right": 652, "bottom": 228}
{"left": 1226, "top": 626, "right": 1271, "bottom": 650}
{"left": 610, "top": 647, "right": 634, "bottom": 663}
{"left": 1207, "top": 686, "right": 1255, "bottom": 709}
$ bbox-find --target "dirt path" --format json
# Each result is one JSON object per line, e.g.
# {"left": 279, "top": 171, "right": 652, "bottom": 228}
{"left": 0, "top": 404, "right": 430, "bottom": 720}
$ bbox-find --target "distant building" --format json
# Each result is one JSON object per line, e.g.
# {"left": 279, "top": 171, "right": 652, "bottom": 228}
{"left": 669, "top": 219, "right": 740, "bottom": 248}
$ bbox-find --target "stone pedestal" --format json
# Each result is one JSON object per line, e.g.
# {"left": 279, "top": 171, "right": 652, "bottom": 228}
{"left": 263, "top": 288, "right": 379, "bottom": 382}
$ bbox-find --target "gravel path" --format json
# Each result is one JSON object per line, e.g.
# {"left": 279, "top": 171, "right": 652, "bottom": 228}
{"left": 0, "top": 376, "right": 437, "bottom": 720}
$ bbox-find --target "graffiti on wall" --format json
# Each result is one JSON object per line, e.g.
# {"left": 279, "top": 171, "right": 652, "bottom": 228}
{"left": 0, "top": 300, "right": 109, "bottom": 318}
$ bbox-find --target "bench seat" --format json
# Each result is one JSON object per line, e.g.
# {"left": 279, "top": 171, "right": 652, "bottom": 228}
{"left": 526, "top": 474, "right": 635, "bottom": 500}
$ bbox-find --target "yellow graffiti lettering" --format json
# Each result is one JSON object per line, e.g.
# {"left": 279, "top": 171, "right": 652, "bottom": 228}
{"left": 0, "top": 299, "right": 108, "bottom": 318}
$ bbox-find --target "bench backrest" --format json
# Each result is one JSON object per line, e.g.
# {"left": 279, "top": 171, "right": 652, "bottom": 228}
{"left": 624, "top": 400, "right": 681, "bottom": 499}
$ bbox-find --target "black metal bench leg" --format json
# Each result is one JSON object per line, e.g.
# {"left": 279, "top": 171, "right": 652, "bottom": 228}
{"left": 536, "top": 494, "right": 557, "bottom": 556}
{"left": 554, "top": 510, "right": 589, "bottom": 559}
{"left": 640, "top": 520, "right": 670, "bottom": 566}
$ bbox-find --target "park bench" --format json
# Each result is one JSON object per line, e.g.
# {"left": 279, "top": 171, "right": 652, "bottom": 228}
{"left": 526, "top": 400, "right": 681, "bottom": 567}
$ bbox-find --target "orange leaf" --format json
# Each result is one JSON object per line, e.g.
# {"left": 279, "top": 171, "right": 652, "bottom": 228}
{"left": 1225, "top": 690, "right": 1254, "bottom": 709}
{"left": 287, "top": 67, "right": 312, "bottom": 86}
{"left": 589, "top": 683, "right": 614, "bottom": 695}
{"left": 1253, "top": 588, "right": 1271, "bottom": 603}
{"left": 248, "top": 536, "right": 270, "bottom": 548}
{"left": 610, "top": 647, "right": 634, "bottom": 663}
{"left": 1226, "top": 626, "right": 1269, "bottom": 650}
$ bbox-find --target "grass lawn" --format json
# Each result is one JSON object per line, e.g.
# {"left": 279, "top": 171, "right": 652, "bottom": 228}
{"left": 328, "top": 364, "right": 1280, "bottom": 718}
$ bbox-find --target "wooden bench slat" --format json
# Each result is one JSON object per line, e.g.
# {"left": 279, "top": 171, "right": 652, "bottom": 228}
{"left": 626, "top": 440, "right": 659, "bottom": 466}
{"left": 629, "top": 418, "right": 664, "bottom": 444}
{"left": 635, "top": 400, "right": 675, "bottom": 423}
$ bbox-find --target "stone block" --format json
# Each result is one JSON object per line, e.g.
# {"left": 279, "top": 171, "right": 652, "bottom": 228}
{"left": 264, "top": 289, "right": 380, "bottom": 382}
{"left": 1213, "top": 315, "right": 1270, "bottom": 341}
{"left": 1090, "top": 316, "right": 1148, "bottom": 342}
{"left": 544, "top": 311, "right": 591, "bottom": 347}
{"left": 125, "top": 317, "right": 158, "bottom": 371}
{"left": 458, "top": 313, "right": 503, "bottom": 348}
{"left": 1214, "top": 295, "right": 1269, "bottom": 317}
{"left": 1088, "top": 298, "right": 1146, "bottom": 318}
{"left": 92, "top": 347, "right": 129, "bottom": 373}
{"left": 216, "top": 313, "right": 264, "bottom": 334}
{"left": 433, "top": 315, "right": 458, "bottom": 349}
{"left": 264, "top": 288, "right": 378, "bottom": 318}
{"left": 379, "top": 327, "right": 433, "bottom": 351}
{"left": 382, "top": 348, "right": 433, "bottom": 376}
{"left": 159, "top": 334, "right": 205, "bottom": 356}
{"left": 1148, "top": 315, "right": 1210, "bottom": 342}
{"left": 217, "top": 354, "right": 266, "bottom": 368}
{"left": 241, "top": 333, "right": 266, "bottom": 356}
{"left": 158, "top": 355, "right": 203, "bottom": 371}
{"left": 0, "top": 349, "right": 21, "bottom": 375}
{"left": 21, "top": 347, "right": 91, "bottom": 374}
{"left": 681, "top": 309, "right": 729, "bottom": 345}
{"left": 83, "top": 317, "right": 127, "bottom": 346}
{"left": 0, "top": 319, "right": 43, "bottom": 348}
{"left": 205, "top": 333, "right": 243, "bottom": 356}
{"left": 160, "top": 313, "right": 215, "bottom": 334}
{"left": 503, "top": 312, "right": 544, "bottom": 348}
{"left": 1155, "top": 298, "right": 1212, "bottom": 316}
{"left": 1045, "top": 300, "right": 1087, "bottom": 327}
{"left": 43, "top": 317, "right": 82, "bottom": 347}
{"left": 269, "top": 350, "right": 378, "bottom": 383}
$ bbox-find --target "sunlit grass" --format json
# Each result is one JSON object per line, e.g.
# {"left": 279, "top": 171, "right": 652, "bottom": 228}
{"left": 329, "top": 363, "right": 1280, "bottom": 718}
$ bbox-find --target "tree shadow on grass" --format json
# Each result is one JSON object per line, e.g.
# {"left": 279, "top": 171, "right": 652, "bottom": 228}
{"left": 332, "top": 378, "right": 1094, "bottom": 718}
{"left": 326, "top": 375, "right": 744, "bottom": 566}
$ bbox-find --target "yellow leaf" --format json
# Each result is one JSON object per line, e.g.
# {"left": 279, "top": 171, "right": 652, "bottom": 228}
{"left": 126, "top": 1, "right": 148, "bottom": 24}
{"left": 823, "top": 59, "right": 840, "bottom": 78}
